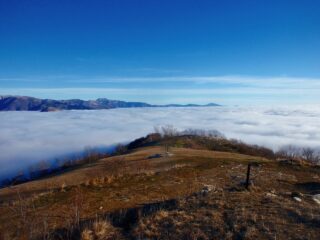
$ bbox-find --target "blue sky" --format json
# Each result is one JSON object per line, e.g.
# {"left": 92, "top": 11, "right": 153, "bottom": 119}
{"left": 0, "top": 0, "right": 320, "bottom": 105}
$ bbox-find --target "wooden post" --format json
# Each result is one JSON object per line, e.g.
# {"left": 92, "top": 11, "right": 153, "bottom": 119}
{"left": 245, "top": 163, "right": 251, "bottom": 189}
{"left": 164, "top": 144, "right": 169, "bottom": 153}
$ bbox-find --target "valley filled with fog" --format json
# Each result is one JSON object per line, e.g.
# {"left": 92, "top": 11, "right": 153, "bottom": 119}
{"left": 1, "top": 106, "right": 320, "bottom": 179}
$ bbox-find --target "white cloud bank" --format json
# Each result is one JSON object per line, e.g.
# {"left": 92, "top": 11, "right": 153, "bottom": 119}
{"left": 1, "top": 106, "right": 320, "bottom": 179}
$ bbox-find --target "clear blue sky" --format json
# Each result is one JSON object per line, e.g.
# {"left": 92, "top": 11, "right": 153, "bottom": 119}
{"left": 0, "top": 0, "right": 320, "bottom": 105}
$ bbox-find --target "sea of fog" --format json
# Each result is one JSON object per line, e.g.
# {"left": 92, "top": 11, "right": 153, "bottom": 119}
{"left": 1, "top": 106, "right": 320, "bottom": 179}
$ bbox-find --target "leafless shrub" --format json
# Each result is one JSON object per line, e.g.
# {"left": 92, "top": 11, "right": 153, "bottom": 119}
{"left": 277, "top": 145, "right": 320, "bottom": 164}
{"left": 277, "top": 145, "right": 301, "bottom": 159}
{"left": 84, "top": 146, "right": 102, "bottom": 165}
{"left": 154, "top": 125, "right": 224, "bottom": 139}
{"left": 81, "top": 219, "right": 121, "bottom": 240}
{"left": 92, "top": 220, "right": 109, "bottom": 239}
{"left": 81, "top": 228, "right": 94, "bottom": 240}
{"left": 114, "top": 144, "right": 128, "bottom": 155}
{"left": 153, "top": 124, "right": 179, "bottom": 137}
{"left": 181, "top": 128, "right": 225, "bottom": 138}
{"left": 302, "top": 147, "right": 315, "bottom": 162}
{"left": 71, "top": 187, "right": 84, "bottom": 229}
{"left": 161, "top": 124, "right": 178, "bottom": 137}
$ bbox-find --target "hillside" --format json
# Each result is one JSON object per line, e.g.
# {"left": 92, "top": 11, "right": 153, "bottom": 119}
{"left": 0, "top": 135, "right": 319, "bottom": 239}
{"left": 0, "top": 96, "right": 220, "bottom": 112}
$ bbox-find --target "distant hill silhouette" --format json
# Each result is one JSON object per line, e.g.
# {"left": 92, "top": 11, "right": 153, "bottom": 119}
{"left": 0, "top": 95, "right": 220, "bottom": 112}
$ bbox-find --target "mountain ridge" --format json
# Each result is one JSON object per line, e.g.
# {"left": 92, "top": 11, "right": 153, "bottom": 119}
{"left": 0, "top": 95, "right": 220, "bottom": 112}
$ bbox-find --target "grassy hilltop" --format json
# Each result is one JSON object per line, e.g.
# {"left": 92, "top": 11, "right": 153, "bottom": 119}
{"left": 0, "top": 133, "right": 319, "bottom": 240}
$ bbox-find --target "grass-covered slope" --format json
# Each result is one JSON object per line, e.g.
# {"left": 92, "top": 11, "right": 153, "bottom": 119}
{"left": 0, "top": 135, "right": 319, "bottom": 239}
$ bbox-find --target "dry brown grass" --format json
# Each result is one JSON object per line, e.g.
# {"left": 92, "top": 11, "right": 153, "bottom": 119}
{"left": 0, "top": 144, "right": 319, "bottom": 239}
{"left": 131, "top": 188, "right": 320, "bottom": 240}
{"left": 0, "top": 146, "right": 263, "bottom": 201}
{"left": 81, "top": 228, "right": 94, "bottom": 240}
{"left": 81, "top": 219, "right": 123, "bottom": 240}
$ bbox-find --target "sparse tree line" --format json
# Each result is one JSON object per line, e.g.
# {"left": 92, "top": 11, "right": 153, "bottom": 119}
{"left": 0, "top": 143, "right": 137, "bottom": 188}
{"left": 276, "top": 145, "right": 320, "bottom": 164}
{"left": 1, "top": 126, "right": 319, "bottom": 188}
{"left": 154, "top": 125, "right": 320, "bottom": 164}
{"left": 0, "top": 146, "right": 109, "bottom": 188}
{"left": 154, "top": 124, "right": 225, "bottom": 138}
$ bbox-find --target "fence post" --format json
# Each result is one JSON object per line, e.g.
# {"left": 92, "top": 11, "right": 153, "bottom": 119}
{"left": 245, "top": 163, "right": 251, "bottom": 189}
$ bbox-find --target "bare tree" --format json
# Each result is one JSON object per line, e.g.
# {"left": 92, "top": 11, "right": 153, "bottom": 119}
{"left": 277, "top": 145, "right": 300, "bottom": 159}
{"left": 182, "top": 128, "right": 225, "bottom": 138}
{"left": 114, "top": 144, "right": 127, "bottom": 155}
{"left": 84, "top": 146, "right": 98, "bottom": 165}
{"left": 153, "top": 125, "right": 161, "bottom": 135}
{"left": 161, "top": 125, "right": 178, "bottom": 137}
{"left": 302, "top": 147, "right": 315, "bottom": 162}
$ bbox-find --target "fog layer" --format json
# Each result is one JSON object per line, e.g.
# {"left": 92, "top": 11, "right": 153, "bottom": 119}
{"left": 1, "top": 106, "right": 320, "bottom": 179}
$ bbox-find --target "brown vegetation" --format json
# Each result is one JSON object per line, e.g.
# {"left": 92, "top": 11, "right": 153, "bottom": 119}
{"left": 0, "top": 134, "right": 319, "bottom": 239}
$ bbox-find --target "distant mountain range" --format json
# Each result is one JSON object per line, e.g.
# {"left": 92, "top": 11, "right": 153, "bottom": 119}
{"left": 0, "top": 95, "right": 220, "bottom": 112}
